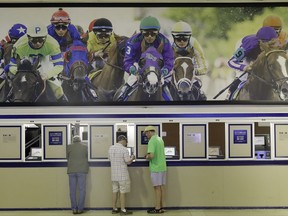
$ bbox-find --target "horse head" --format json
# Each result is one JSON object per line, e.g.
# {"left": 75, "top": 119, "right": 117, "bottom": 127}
{"left": 11, "top": 59, "right": 44, "bottom": 102}
{"left": 138, "top": 46, "right": 163, "bottom": 96}
{"left": 90, "top": 35, "right": 128, "bottom": 101}
{"left": 173, "top": 50, "right": 196, "bottom": 100}
{"left": 63, "top": 40, "right": 89, "bottom": 91}
{"left": 251, "top": 43, "right": 288, "bottom": 101}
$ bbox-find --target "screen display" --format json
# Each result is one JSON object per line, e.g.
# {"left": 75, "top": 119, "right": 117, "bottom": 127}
{"left": 165, "top": 147, "right": 176, "bottom": 156}
{"left": 254, "top": 135, "right": 266, "bottom": 145}
{"left": 31, "top": 148, "right": 42, "bottom": 157}
{"left": 127, "top": 147, "right": 132, "bottom": 156}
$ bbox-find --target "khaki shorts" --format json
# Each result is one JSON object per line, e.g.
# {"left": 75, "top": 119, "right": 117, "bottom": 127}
{"left": 112, "top": 180, "right": 130, "bottom": 193}
{"left": 151, "top": 172, "right": 166, "bottom": 186}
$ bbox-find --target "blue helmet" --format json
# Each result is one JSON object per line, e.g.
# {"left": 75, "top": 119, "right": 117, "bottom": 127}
{"left": 8, "top": 23, "right": 27, "bottom": 40}
{"left": 256, "top": 26, "right": 277, "bottom": 42}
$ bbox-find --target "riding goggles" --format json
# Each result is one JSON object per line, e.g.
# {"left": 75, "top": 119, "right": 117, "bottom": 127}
{"left": 94, "top": 31, "right": 112, "bottom": 39}
{"left": 54, "top": 24, "right": 69, "bottom": 31}
{"left": 142, "top": 30, "right": 158, "bottom": 37}
{"left": 28, "top": 36, "right": 46, "bottom": 45}
{"left": 10, "top": 37, "right": 18, "bottom": 44}
{"left": 273, "top": 27, "right": 282, "bottom": 36}
{"left": 174, "top": 35, "right": 190, "bottom": 42}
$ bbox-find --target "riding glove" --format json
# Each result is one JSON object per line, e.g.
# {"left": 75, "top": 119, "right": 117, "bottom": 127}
{"left": 161, "top": 68, "right": 169, "bottom": 76}
{"left": 129, "top": 65, "right": 137, "bottom": 75}
{"left": 40, "top": 73, "right": 49, "bottom": 81}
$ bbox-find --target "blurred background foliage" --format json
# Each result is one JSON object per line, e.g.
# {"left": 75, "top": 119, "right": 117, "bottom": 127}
{"left": 163, "top": 6, "right": 288, "bottom": 71}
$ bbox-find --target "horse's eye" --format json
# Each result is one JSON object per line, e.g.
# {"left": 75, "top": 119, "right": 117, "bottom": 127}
{"left": 268, "top": 64, "right": 274, "bottom": 71}
{"left": 158, "top": 59, "right": 164, "bottom": 68}
{"left": 64, "top": 51, "right": 72, "bottom": 62}
{"left": 120, "top": 47, "right": 126, "bottom": 56}
{"left": 139, "top": 58, "right": 146, "bottom": 68}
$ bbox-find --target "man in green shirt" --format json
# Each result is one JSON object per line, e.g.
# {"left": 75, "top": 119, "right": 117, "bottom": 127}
{"left": 144, "top": 125, "right": 167, "bottom": 214}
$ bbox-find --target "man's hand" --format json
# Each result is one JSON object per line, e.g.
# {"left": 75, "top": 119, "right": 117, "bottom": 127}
{"left": 129, "top": 65, "right": 137, "bottom": 75}
{"left": 93, "top": 50, "right": 103, "bottom": 59}
{"left": 40, "top": 73, "right": 49, "bottom": 81}
{"left": 160, "top": 68, "right": 169, "bottom": 76}
{"left": 244, "top": 61, "right": 253, "bottom": 72}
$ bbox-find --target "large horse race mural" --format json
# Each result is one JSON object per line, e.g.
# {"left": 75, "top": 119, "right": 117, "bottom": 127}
{"left": 0, "top": 3, "right": 287, "bottom": 105}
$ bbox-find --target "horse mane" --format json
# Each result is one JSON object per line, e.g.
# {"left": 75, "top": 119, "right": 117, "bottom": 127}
{"left": 251, "top": 41, "right": 284, "bottom": 77}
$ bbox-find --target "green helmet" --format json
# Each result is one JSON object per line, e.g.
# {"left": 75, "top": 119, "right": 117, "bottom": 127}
{"left": 140, "top": 16, "right": 160, "bottom": 30}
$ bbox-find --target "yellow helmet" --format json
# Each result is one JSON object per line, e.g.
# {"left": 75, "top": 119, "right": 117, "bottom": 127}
{"left": 263, "top": 15, "right": 283, "bottom": 28}
{"left": 171, "top": 21, "right": 192, "bottom": 36}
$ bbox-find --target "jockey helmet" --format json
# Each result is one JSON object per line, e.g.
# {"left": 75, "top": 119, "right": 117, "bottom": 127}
{"left": 88, "top": 19, "right": 97, "bottom": 32}
{"left": 140, "top": 16, "right": 160, "bottom": 30}
{"left": 8, "top": 23, "right": 27, "bottom": 40}
{"left": 27, "top": 24, "right": 48, "bottom": 38}
{"left": 256, "top": 26, "right": 277, "bottom": 42}
{"left": 50, "top": 8, "right": 71, "bottom": 24}
{"left": 171, "top": 21, "right": 192, "bottom": 36}
{"left": 27, "top": 24, "right": 47, "bottom": 49}
{"left": 93, "top": 18, "right": 113, "bottom": 32}
{"left": 263, "top": 15, "right": 283, "bottom": 28}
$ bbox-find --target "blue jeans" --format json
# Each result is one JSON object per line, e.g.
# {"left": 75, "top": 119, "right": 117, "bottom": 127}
{"left": 68, "top": 173, "right": 87, "bottom": 211}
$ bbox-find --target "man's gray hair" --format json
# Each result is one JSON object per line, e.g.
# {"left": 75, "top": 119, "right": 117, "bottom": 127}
{"left": 117, "top": 135, "right": 127, "bottom": 142}
{"left": 73, "top": 135, "right": 81, "bottom": 143}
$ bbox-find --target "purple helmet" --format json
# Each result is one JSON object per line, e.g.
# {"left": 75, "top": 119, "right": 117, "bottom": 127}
{"left": 256, "top": 26, "right": 277, "bottom": 42}
{"left": 241, "top": 34, "right": 258, "bottom": 53}
{"left": 8, "top": 23, "right": 27, "bottom": 40}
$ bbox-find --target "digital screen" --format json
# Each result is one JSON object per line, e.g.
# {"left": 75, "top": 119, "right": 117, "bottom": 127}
{"left": 165, "top": 147, "right": 176, "bottom": 156}
{"left": 254, "top": 136, "right": 266, "bottom": 145}
{"left": 127, "top": 147, "right": 132, "bottom": 156}
{"left": 31, "top": 148, "right": 42, "bottom": 157}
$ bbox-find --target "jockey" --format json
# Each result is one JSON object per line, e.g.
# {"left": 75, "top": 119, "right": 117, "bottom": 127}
{"left": 0, "top": 23, "right": 27, "bottom": 85}
{"left": 171, "top": 21, "right": 208, "bottom": 100}
{"left": 226, "top": 26, "right": 279, "bottom": 99}
{"left": 87, "top": 18, "right": 118, "bottom": 71}
{"left": 4, "top": 24, "right": 67, "bottom": 102}
{"left": 115, "top": 16, "right": 174, "bottom": 101}
{"left": 263, "top": 15, "right": 288, "bottom": 50}
{"left": 47, "top": 8, "right": 81, "bottom": 53}
{"left": 0, "top": 23, "right": 27, "bottom": 66}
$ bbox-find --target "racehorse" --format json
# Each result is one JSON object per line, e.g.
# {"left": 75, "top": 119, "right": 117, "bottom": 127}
{"left": 89, "top": 35, "right": 128, "bottom": 101}
{"left": 236, "top": 43, "right": 288, "bottom": 101}
{"left": 125, "top": 46, "right": 164, "bottom": 102}
{"left": 10, "top": 58, "right": 56, "bottom": 102}
{"left": 172, "top": 51, "right": 205, "bottom": 101}
{"left": 0, "top": 44, "right": 16, "bottom": 102}
{"left": 61, "top": 40, "right": 102, "bottom": 103}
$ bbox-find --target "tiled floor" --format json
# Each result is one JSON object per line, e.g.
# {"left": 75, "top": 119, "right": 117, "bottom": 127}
{"left": 0, "top": 209, "right": 288, "bottom": 216}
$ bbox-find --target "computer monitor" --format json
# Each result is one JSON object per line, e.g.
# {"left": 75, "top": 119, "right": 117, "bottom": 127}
{"left": 31, "top": 148, "right": 42, "bottom": 157}
{"left": 126, "top": 147, "right": 132, "bottom": 156}
{"left": 164, "top": 146, "right": 176, "bottom": 156}
{"left": 254, "top": 135, "right": 266, "bottom": 146}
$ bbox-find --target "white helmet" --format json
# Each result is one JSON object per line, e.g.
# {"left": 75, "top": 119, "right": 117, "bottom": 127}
{"left": 27, "top": 24, "right": 48, "bottom": 37}
{"left": 171, "top": 21, "right": 192, "bottom": 36}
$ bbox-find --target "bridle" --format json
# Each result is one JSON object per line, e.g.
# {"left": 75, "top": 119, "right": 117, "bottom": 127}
{"left": 12, "top": 70, "right": 46, "bottom": 102}
{"left": 100, "top": 38, "right": 127, "bottom": 71}
{"left": 140, "top": 66, "right": 161, "bottom": 95}
{"left": 248, "top": 50, "right": 288, "bottom": 97}
{"left": 173, "top": 56, "right": 195, "bottom": 99}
